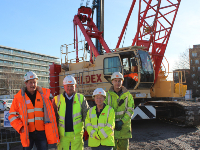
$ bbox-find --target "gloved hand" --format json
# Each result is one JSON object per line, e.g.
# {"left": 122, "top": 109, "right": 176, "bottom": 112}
{"left": 115, "top": 120, "right": 124, "bottom": 131}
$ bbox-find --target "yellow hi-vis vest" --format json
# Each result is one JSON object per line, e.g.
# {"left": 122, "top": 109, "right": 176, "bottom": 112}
{"left": 85, "top": 105, "right": 115, "bottom": 147}
{"left": 54, "top": 93, "right": 84, "bottom": 137}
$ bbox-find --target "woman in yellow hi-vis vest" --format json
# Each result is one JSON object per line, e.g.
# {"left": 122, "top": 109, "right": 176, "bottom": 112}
{"left": 85, "top": 88, "right": 115, "bottom": 150}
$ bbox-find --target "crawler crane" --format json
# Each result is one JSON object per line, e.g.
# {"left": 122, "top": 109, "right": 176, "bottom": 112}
{"left": 49, "top": 0, "right": 200, "bottom": 126}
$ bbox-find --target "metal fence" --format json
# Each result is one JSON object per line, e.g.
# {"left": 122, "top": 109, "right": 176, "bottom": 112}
{"left": 0, "top": 110, "right": 21, "bottom": 150}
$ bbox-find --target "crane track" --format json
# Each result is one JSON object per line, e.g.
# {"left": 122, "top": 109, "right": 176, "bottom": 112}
{"left": 147, "top": 101, "right": 200, "bottom": 127}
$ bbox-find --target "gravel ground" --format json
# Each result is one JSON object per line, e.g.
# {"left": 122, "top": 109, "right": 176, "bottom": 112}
{"left": 1, "top": 119, "right": 200, "bottom": 150}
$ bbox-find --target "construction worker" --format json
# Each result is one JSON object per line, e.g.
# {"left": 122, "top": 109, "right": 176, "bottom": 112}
{"left": 85, "top": 88, "right": 115, "bottom": 150}
{"left": 124, "top": 66, "right": 138, "bottom": 82}
{"left": 105, "top": 72, "right": 134, "bottom": 150}
{"left": 9, "top": 71, "right": 59, "bottom": 150}
{"left": 53, "top": 75, "right": 90, "bottom": 150}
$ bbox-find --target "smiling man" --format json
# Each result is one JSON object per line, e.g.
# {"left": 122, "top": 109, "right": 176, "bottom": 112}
{"left": 53, "top": 75, "right": 89, "bottom": 150}
{"left": 9, "top": 71, "right": 59, "bottom": 150}
{"left": 105, "top": 72, "right": 134, "bottom": 150}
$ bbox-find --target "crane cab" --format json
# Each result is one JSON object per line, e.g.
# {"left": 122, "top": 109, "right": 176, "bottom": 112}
{"left": 103, "top": 46, "right": 154, "bottom": 91}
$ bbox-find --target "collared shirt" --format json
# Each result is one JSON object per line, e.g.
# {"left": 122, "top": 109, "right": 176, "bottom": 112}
{"left": 65, "top": 93, "right": 74, "bottom": 100}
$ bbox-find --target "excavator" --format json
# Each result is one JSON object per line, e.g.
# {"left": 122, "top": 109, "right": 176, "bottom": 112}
{"left": 49, "top": 0, "right": 200, "bottom": 127}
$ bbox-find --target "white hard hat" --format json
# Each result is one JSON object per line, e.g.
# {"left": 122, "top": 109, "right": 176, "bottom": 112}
{"left": 63, "top": 75, "right": 77, "bottom": 85}
{"left": 93, "top": 88, "right": 106, "bottom": 98}
{"left": 111, "top": 72, "right": 124, "bottom": 81}
{"left": 24, "top": 71, "right": 38, "bottom": 82}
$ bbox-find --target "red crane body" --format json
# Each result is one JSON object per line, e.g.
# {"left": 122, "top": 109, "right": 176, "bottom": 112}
{"left": 117, "top": 0, "right": 181, "bottom": 82}
{"left": 73, "top": 6, "right": 111, "bottom": 63}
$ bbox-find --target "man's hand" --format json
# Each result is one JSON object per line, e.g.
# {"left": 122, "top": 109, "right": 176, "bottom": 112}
{"left": 19, "top": 126, "right": 24, "bottom": 133}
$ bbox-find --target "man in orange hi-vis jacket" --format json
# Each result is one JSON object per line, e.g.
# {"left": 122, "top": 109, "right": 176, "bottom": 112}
{"left": 124, "top": 66, "right": 138, "bottom": 82}
{"left": 9, "top": 71, "right": 60, "bottom": 150}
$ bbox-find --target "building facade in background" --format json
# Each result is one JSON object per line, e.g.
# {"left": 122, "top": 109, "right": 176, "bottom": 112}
{"left": 0, "top": 45, "right": 59, "bottom": 97}
{"left": 189, "top": 44, "right": 200, "bottom": 98}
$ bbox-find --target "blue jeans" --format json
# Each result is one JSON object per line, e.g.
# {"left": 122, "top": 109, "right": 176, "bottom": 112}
{"left": 23, "top": 130, "right": 48, "bottom": 150}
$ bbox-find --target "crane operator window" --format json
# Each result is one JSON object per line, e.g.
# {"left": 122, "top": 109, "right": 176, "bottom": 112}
{"left": 137, "top": 50, "right": 154, "bottom": 88}
{"left": 104, "top": 56, "right": 122, "bottom": 75}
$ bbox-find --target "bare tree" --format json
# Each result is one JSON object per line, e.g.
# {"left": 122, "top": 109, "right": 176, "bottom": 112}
{"left": 173, "top": 48, "right": 190, "bottom": 70}
{"left": 1, "top": 67, "right": 24, "bottom": 98}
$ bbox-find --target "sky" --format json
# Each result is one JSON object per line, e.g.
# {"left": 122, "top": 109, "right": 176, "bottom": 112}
{"left": 1, "top": 0, "right": 200, "bottom": 74}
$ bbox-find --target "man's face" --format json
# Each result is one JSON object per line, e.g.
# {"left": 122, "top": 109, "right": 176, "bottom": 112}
{"left": 64, "top": 84, "right": 76, "bottom": 96}
{"left": 25, "top": 79, "right": 37, "bottom": 93}
{"left": 112, "top": 78, "right": 123, "bottom": 89}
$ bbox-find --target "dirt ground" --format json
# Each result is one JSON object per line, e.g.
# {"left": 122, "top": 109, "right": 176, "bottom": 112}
{"left": 1, "top": 119, "right": 200, "bottom": 150}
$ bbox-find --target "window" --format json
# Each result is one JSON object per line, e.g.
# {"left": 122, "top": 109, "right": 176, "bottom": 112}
{"left": 193, "top": 81, "right": 197, "bottom": 85}
{"left": 198, "top": 67, "right": 200, "bottom": 71}
{"left": 192, "top": 67, "right": 195, "bottom": 71}
{"left": 192, "top": 52, "right": 197, "bottom": 57}
{"left": 195, "top": 60, "right": 199, "bottom": 64}
{"left": 104, "top": 56, "right": 121, "bottom": 75}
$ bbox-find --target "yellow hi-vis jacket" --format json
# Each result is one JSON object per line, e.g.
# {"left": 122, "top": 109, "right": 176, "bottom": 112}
{"left": 105, "top": 86, "right": 134, "bottom": 139}
{"left": 85, "top": 105, "right": 115, "bottom": 147}
{"left": 53, "top": 92, "right": 89, "bottom": 137}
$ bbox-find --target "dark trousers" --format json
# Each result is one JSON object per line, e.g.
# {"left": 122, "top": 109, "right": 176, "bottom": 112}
{"left": 91, "top": 145, "right": 113, "bottom": 150}
{"left": 23, "top": 130, "right": 48, "bottom": 150}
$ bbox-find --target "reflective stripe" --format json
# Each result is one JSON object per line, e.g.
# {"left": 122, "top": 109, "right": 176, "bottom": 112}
{"left": 9, "top": 112, "right": 19, "bottom": 115}
{"left": 73, "top": 112, "right": 81, "bottom": 118}
{"left": 57, "top": 95, "right": 61, "bottom": 107}
{"left": 98, "top": 123, "right": 105, "bottom": 127}
{"left": 115, "top": 118, "right": 121, "bottom": 121}
{"left": 59, "top": 123, "right": 65, "bottom": 128}
{"left": 27, "top": 108, "right": 43, "bottom": 113}
{"left": 127, "top": 107, "right": 134, "bottom": 111}
{"left": 28, "top": 119, "right": 34, "bottom": 122}
{"left": 89, "top": 107, "right": 93, "bottom": 119}
{"left": 100, "top": 128, "right": 108, "bottom": 138}
{"left": 19, "top": 115, "right": 22, "bottom": 118}
{"left": 59, "top": 116, "right": 65, "bottom": 120}
{"left": 77, "top": 93, "right": 82, "bottom": 110}
{"left": 90, "top": 129, "right": 96, "bottom": 138}
{"left": 115, "top": 111, "right": 124, "bottom": 115}
{"left": 108, "top": 93, "right": 110, "bottom": 105}
{"left": 86, "top": 123, "right": 92, "bottom": 128}
{"left": 107, "top": 106, "right": 112, "bottom": 123}
{"left": 35, "top": 108, "right": 43, "bottom": 111}
{"left": 125, "top": 111, "right": 132, "bottom": 118}
{"left": 107, "top": 123, "right": 112, "bottom": 128}
{"left": 27, "top": 109, "right": 34, "bottom": 113}
{"left": 74, "top": 119, "right": 82, "bottom": 125}
{"left": 35, "top": 117, "right": 43, "bottom": 121}
{"left": 125, "top": 96, "right": 128, "bottom": 110}
{"left": 92, "top": 125, "right": 98, "bottom": 128}
{"left": 9, "top": 116, "right": 17, "bottom": 123}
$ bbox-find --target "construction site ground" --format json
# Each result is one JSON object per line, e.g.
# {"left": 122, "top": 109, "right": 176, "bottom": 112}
{"left": 1, "top": 119, "right": 200, "bottom": 150}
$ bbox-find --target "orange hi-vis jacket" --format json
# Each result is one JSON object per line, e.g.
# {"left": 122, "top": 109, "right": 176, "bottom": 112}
{"left": 124, "top": 73, "right": 138, "bottom": 82}
{"left": 9, "top": 87, "right": 60, "bottom": 147}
